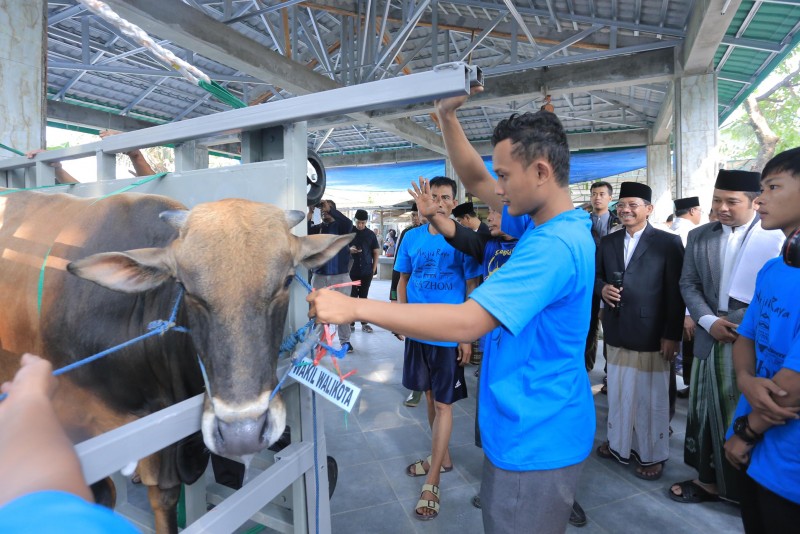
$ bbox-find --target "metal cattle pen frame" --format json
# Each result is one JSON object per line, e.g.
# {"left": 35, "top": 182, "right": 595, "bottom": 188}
{"left": 0, "top": 62, "right": 481, "bottom": 533}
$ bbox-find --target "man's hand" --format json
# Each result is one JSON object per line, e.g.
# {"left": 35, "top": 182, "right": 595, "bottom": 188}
{"left": 0, "top": 354, "right": 57, "bottom": 402}
{"left": 738, "top": 374, "right": 800, "bottom": 425}
{"left": 307, "top": 289, "right": 357, "bottom": 325}
{"left": 307, "top": 207, "right": 314, "bottom": 221}
{"left": 25, "top": 149, "right": 62, "bottom": 169}
{"left": 709, "top": 318, "right": 739, "bottom": 344}
{"left": 372, "top": 267, "right": 378, "bottom": 277}
{"left": 408, "top": 178, "right": 438, "bottom": 220}
{"left": 601, "top": 283, "right": 621, "bottom": 307}
{"left": 349, "top": 246, "right": 359, "bottom": 255}
{"left": 457, "top": 343, "right": 472, "bottom": 367}
{"left": 684, "top": 316, "right": 696, "bottom": 341}
{"left": 660, "top": 339, "right": 681, "bottom": 362}
{"left": 434, "top": 86, "right": 484, "bottom": 117}
{"left": 723, "top": 435, "right": 754, "bottom": 470}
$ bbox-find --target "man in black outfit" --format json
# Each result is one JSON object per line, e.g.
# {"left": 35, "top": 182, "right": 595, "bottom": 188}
{"left": 349, "top": 209, "right": 380, "bottom": 333}
{"left": 452, "top": 201, "right": 490, "bottom": 235}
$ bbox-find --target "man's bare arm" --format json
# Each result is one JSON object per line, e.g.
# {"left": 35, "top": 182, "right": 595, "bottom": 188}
{"left": 434, "top": 89, "right": 501, "bottom": 212}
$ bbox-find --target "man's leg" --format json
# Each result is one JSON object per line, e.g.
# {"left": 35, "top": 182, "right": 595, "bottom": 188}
{"left": 358, "top": 274, "right": 374, "bottom": 331}
{"left": 584, "top": 297, "right": 600, "bottom": 372}
{"left": 330, "top": 273, "right": 352, "bottom": 346}
{"left": 482, "top": 457, "right": 583, "bottom": 534}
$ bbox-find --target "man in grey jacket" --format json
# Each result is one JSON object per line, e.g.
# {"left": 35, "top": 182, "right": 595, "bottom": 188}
{"left": 669, "top": 170, "right": 784, "bottom": 505}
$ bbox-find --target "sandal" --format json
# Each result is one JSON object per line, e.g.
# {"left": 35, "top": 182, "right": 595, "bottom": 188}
{"left": 668, "top": 480, "right": 720, "bottom": 503}
{"left": 414, "top": 483, "right": 440, "bottom": 521}
{"left": 596, "top": 442, "right": 614, "bottom": 460}
{"left": 634, "top": 462, "right": 664, "bottom": 481}
{"left": 392, "top": 332, "right": 405, "bottom": 341}
{"left": 406, "top": 455, "right": 454, "bottom": 477}
{"left": 362, "top": 324, "right": 374, "bottom": 333}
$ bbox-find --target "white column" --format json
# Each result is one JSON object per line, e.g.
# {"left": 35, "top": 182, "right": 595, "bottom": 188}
{"left": 674, "top": 73, "right": 718, "bottom": 211}
{"left": 0, "top": 2, "right": 46, "bottom": 160}
{"left": 647, "top": 144, "right": 673, "bottom": 224}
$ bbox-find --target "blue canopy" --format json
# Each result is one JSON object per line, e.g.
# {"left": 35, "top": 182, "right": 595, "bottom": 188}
{"left": 326, "top": 147, "right": 646, "bottom": 192}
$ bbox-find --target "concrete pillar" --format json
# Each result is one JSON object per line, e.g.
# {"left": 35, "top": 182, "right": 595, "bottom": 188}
{"left": 0, "top": 2, "right": 46, "bottom": 160}
{"left": 674, "top": 73, "right": 718, "bottom": 211}
{"left": 647, "top": 143, "right": 673, "bottom": 225}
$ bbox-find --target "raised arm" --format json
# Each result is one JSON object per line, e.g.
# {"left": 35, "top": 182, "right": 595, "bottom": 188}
{"left": 434, "top": 89, "right": 502, "bottom": 212}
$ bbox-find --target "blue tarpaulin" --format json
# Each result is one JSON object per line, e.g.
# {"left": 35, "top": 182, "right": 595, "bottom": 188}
{"left": 326, "top": 147, "right": 646, "bottom": 192}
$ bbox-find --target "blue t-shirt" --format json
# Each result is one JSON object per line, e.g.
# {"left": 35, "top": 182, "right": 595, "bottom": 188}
{"left": 727, "top": 258, "right": 800, "bottom": 504}
{"left": 394, "top": 224, "right": 482, "bottom": 347}
{"left": 470, "top": 208, "right": 596, "bottom": 471}
{"left": 483, "top": 239, "right": 517, "bottom": 279}
{"left": 0, "top": 491, "right": 140, "bottom": 533}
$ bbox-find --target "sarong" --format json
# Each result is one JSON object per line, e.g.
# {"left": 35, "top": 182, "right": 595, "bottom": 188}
{"left": 684, "top": 341, "right": 745, "bottom": 502}
{"left": 606, "top": 345, "right": 671, "bottom": 465}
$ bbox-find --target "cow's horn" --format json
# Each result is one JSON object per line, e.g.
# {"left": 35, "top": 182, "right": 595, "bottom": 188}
{"left": 160, "top": 210, "right": 189, "bottom": 230}
{"left": 285, "top": 210, "right": 306, "bottom": 229}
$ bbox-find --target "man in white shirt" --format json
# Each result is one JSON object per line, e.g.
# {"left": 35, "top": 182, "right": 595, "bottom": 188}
{"left": 669, "top": 170, "right": 784, "bottom": 505}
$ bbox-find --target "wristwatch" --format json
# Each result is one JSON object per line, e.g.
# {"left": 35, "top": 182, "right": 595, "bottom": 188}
{"left": 733, "top": 415, "right": 763, "bottom": 445}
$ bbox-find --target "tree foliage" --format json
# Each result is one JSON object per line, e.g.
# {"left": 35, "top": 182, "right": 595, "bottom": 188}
{"left": 720, "top": 45, "right": 800, "bottom": 166}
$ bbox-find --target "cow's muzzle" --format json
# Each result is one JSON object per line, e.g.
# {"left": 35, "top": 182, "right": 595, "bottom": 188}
{"left": 202, "top": 394, "right": 286, "bottom": 456}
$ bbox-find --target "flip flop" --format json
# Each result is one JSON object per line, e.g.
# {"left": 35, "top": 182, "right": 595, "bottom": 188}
{"left": 668, "top": 480, "right": 720, "bottom": 503}
{"left": 634, "top": 462, "right": 664, "bottom": 481}
{"left": 406, "top": 455, "right": 454, "bottom": 477}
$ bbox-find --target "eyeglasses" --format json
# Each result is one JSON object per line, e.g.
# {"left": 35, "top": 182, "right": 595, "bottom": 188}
{"left": 616, "top": 202, "right": 645, "bottom": 210}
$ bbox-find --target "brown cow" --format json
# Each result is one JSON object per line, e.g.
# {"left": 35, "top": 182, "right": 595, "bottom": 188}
{"left": 0, "top": 190, "right": 353, "bottom": 532}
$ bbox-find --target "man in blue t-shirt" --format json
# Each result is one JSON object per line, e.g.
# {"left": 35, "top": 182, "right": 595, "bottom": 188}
{"left": 308, "top": 89, "right": 596, "bottom": 533}
{"left": 393, "top": 175, "right": 482, "bottom": 520}
{"left": 723, "top": 147, "right": 800, "bottom": 533}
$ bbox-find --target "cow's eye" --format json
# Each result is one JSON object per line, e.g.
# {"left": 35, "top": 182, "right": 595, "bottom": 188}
{"left": 284, "top": 275, "right": 294, "bottom": 289}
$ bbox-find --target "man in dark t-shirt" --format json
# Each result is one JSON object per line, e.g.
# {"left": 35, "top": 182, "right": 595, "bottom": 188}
{"left": 349, "top": 209, "right": 380, "bottom": 333}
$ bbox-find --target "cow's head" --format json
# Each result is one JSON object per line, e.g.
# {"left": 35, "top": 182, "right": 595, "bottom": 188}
{"left": 67, "top": 199, "right": 353, "bottom": 457}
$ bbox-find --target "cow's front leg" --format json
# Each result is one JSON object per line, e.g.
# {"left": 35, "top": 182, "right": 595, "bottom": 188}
{"left": 139, "top": 453, "right": 181, "bottom": 534}
{"left": 147, "top": 484, "right": 180, "bottom": 534}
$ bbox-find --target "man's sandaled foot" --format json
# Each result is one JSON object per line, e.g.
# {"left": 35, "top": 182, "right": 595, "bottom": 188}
{"left": 414, "top": 483, "right": 440, "bottom": 521}
{"left": 596, "top": 442, "right": 614, "bottom": 459}
{"left": 634, "top": 462, "right": 664, "bottom": 481}
{"left": 406, "top": 455, "right": 453, "bottom": 477}
{"left": 668, "top": 480, "right": 720, "bottom": 503}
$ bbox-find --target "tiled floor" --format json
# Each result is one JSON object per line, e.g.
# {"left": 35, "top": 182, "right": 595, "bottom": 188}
{"left": 322, "top": 279, "right": 745, "bottom": 534}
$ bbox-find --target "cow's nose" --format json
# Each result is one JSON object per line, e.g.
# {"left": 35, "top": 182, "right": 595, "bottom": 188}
{"left": 214, "top": 411, "right": 270, "bottom": 456}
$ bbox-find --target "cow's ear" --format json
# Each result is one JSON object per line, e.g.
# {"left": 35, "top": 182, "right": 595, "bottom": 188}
{"left": 160, "top": 210, "right": 189, "bottom": 230}
{"left": 295, "top": 233, "right": 355, "bottom": 269}
{"left": 285, "top": 210, "right": 306, "bottom": 229}
{"left": 67, "top": 248, "right": 175, "bottom": 293}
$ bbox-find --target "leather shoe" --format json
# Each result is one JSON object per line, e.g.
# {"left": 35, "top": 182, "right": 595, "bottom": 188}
{"left": 569, "top": 500, "right": 587, "bottom": 527}
{"left": 676, "top": 386, "right": 690, "bottom": 399}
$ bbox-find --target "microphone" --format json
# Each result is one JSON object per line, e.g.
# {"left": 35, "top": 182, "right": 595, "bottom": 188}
{"left": 610, "top": 271, "right": 624, "bottom": 316}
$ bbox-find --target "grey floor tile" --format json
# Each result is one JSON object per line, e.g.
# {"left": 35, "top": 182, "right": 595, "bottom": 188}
{"left": 587, "top": 492, "right": 697, "bottom": 534}
{"left": 330, "top": 460, "right": 399, "bottom": 514}
{"left": 331, "top": 501, "right": 417, "bottom": 534}
{"left": 363, "top": 423, "right": 432, "bottom": 461}
{"left": 326, "top": 431, "right": 377, "bottom": 468}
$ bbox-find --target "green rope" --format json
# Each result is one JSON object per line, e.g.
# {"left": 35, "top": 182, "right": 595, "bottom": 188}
{"left": 89, "top": 172, "right": 168, "bottom": 205}
{"left": 37, "top": 245, "right": 54, "bottom": 318}
{"left": 0, "top": 142, "right": 25, "bottom": 156}
{"left": 198, "top": 80, "right": 247, "bottom": 109}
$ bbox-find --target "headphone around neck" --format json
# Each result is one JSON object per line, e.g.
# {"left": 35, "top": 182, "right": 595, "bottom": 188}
{"left": 783, "top": 226, "right": 800, "bottom": 267}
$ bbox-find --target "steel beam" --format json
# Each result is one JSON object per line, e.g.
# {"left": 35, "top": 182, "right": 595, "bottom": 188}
{"left": 681, "top": 0, "right": 745, "bottom": 74}
{"left": 326, "top": 48, "right": 675, "bottom": 126}
{"left": 1, "top": 63, "right": 476, "bottom": 169}
{"left": 101, "top": 0, "right": 448, "bottom": 154}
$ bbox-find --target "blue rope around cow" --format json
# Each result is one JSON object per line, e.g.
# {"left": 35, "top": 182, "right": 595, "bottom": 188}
{"left": 0, "top": 287, "right": 187, "bottom": 403}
